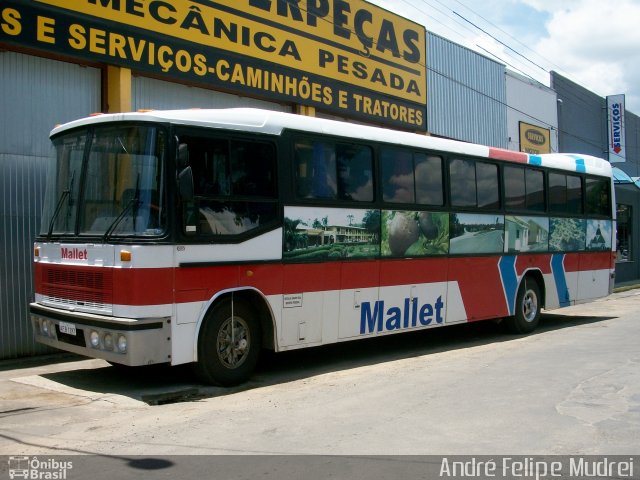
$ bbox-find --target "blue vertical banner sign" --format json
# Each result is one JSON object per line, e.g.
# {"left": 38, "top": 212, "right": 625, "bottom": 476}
{"left": 607, "top": 94, "right": 627, "bottom": 163}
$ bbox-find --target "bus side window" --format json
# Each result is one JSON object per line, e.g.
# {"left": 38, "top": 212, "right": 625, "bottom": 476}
{"left": 586, "top": 177, "right": 610, "bottom": 216}
{"left": 450, "top": 158, "right": 499, "bottom": 209}
{"left": 505, "top": 165, "right": 526, "bottom": 210}
{"left": 450, "top": 158, "right": 477, "bottom": 207}
{"left": 525, "top": 169, "right": 545, "bottom": 211}
{"left": 477, "top": 161, "right": 499, "bottom": 209}
{"left": 566, "top": 174, "right": 583, "bottom": 214}
{"left": 179, "top": 136, "right": 229, "bottom": 196}
{"left": 381, "top": 148, "right": 415, "bottom": 203}
{"left": 415, "top": 154, "right": 444, "bottom": 206}
{"left": 294, "top": 140, "right": 337, "bottom": 199}
{"left": 505, "top": 166, "right": 545, "bottom": 213}
{"left": 231, "top": 141, "right": 276, "bottom": 197}
{"left": 336, "top": 143, "right": 373, "bottom": 202}
{"left": 549, "top": 172, "right": 567, "bottom": 213}
{"left": 549, "top": 172, "right": 583, "bottom": 214}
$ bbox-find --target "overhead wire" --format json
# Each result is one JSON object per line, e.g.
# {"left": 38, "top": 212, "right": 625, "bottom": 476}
{"left": 447, "top": 0, "right": 575, "bottom": 80}
{"left": 372, "top": 0, "right": 639, "bottom": 155}
{"left": 288, "top": 0, "right": 635, "bottom": 155}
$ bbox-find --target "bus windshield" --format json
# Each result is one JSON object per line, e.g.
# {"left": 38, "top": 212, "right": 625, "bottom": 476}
{"left": 41, "top": 124, "right": 167, "bottom": 238}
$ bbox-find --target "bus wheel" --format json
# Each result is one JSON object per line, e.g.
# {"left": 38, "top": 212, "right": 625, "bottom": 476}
{"left": 195, "top": 300, "right": 261, "bottom": 386}
{"left": 505, "top": 277, "right": 541, "bottom": 334}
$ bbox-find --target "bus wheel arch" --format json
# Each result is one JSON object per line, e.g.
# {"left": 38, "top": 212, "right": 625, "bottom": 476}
{"left": 505, "top": 272, "right": 543, "bottom": 334}
{"left": 194, "top": 289, "right": 275, "bottom": 386}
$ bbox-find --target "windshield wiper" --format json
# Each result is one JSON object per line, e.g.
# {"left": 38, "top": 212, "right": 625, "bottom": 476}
{"left": 47, "top": 172, "right": 75, "bottom": 239}
{"left": 103, "top": 174, "right": 140, "bottom": 242}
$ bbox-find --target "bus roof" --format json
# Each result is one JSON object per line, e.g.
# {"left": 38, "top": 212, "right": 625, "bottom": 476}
{"left": 51, "top": 108, "right": 613, "bottom": 178}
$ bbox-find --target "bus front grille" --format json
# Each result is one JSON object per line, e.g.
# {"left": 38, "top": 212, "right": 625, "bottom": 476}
{"left": 39, "top": 265, "right": 113, "bottom": 314}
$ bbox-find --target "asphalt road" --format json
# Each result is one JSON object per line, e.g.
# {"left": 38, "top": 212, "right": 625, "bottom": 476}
{"left": 450, "top": 230, "right": 504, "bottom": 253}
{"left": 1, "top": 288, "right": 639, "bottom": 457}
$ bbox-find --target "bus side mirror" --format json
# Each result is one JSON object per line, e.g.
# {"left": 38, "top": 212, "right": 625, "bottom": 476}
{"left": 177, "top": 142, "right": 189, "bottom": 168}
{"left": 177, "top": 166, "right": 194, "bottom": 201}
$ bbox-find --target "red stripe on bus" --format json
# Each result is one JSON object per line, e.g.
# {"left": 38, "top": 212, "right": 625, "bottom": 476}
{"left": 489, "top": 148, "right": 528, "bottom": 163}
{"left": 114, "top": 268, "right": 173, "bottom": 305}
{"left": 578, "top": 251, "right": 615, "bottom": 271}
{"left": 562, "top": 253, "right": 581, "bottom": 272}
{"left": 449, "top": 257, "right": 510, "bottom": 319}
{"left": 35, "top": 252, "right": 613, "bottom": 308}
{"left": 516, "top": 254, "right": 553, "bottom": 275}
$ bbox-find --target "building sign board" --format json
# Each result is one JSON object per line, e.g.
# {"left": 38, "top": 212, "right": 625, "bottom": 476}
{"left": 0, "top": 0, "right": 427, "bottom": 129}
{"left": 518, "top": 121, "right": 551, "bottom": 154}
{"left": 607, "top": 94, "right": 626, "bottom": 163}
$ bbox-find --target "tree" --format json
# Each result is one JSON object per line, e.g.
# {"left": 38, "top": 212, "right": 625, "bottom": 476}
{"left": 284, "top": 217, "right": 305, "bottom": 251}
{"left": 363, "top": 210, "right": 380, "bottom": 242}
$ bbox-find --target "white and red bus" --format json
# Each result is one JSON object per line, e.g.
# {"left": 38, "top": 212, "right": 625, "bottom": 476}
{"left": 30, "top": 108, "right": 616, "bottom": 385}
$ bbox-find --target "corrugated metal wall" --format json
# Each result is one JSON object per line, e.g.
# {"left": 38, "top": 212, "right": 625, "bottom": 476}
{"left": 132, "top": 76, "right": 292, "bottom": 112}
{"left": 427, "top": 33, "right": 508, "bottom": 148}
{"left": 0, "top": 52, "right": 100, "bottom": 359}
{"left": 551, "top": 72, "right": 607, "bottom": 158}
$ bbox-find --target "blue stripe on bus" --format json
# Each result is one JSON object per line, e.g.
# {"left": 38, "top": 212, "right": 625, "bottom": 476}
{"left": 551, "top": 254, "right": 571, "bottom": 307}
{"left": 569, "top": 155, "right": 586, "bottom": 173}
{"left": 499, "top": 256, "right": 518, "bottom": 316}
{"left": 529, "top": 155, "right": 542, "bottom": 166}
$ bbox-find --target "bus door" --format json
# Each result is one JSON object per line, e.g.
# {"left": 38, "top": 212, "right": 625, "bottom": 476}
{"left": 338, "top": 260, "right": 380, "bottom": 340}
{"left": 280, "top": 263, "right": 334, "bottom": 347}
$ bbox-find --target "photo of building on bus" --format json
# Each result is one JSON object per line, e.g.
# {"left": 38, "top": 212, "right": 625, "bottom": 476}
{"left": 283, "top": 207, "right": 379, "bottom": 260}
{"left": 505, "top": 216, "right": 549, "bottom": 253}
{"left": 587, "top": 221, "right": 613, "bottom": 251}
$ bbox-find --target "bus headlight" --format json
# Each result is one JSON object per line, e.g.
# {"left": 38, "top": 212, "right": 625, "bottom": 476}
{"left": 90, "top": 331, "right": 100, "bottom": 348}
{"left": 117, "top": 335, "right": 127, "bottom": 353}
{"left": 41, "top": 319, "right": 50, "bottom": 336}
{"left": 103, "top": 333, "right": 114, "bottom": 351}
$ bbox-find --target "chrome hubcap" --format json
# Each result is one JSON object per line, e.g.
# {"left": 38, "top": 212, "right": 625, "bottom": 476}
{"left": 217, "top": 316, "right": 250, "bottom": 369}
{"left": 522, "top": 289, "right": 539, "bottom": 323}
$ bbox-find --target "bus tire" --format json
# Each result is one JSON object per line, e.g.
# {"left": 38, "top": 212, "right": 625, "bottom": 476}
{"left": 194, "top": 300, "right": 261, "bottom": 386}
{"left": 505, "top": 277, "right": 541, "bottom": 334}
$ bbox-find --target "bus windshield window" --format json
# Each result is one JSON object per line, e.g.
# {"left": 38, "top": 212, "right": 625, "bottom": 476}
{"left": 42, "top": 125, "right": 167, "bottom": 237}
{"left": 40, "top": 132, "right": 86, "bottom": 236}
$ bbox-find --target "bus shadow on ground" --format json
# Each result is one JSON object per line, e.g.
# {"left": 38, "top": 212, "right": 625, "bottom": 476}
{"left": 39, "top": 312, "right": 615, "bottom": 405}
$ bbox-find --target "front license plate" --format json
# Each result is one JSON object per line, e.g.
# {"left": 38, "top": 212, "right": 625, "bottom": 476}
{"left": 59, "top": 321, "right": 77, "bottom": 336}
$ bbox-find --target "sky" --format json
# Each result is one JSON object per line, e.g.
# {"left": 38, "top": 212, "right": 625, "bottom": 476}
{"left": 367, "top": 0, "right": 640, "bottom": 115}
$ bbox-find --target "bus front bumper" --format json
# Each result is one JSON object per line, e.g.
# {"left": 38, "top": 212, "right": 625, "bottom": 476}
{"left": 30, "top": 303, "right": 172, "bottom": 366}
